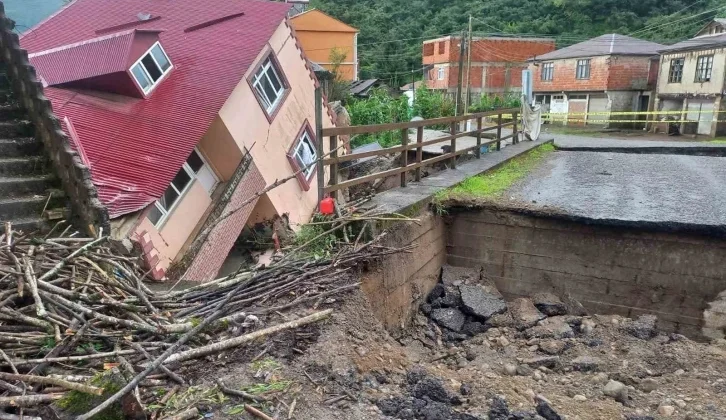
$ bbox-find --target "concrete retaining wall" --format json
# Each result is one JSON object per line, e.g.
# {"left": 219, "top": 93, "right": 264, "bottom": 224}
{"left": 446, "top": 208, "right": 726, "bottom": 338}
{"left": 361, "top": 212, "right": 446, "bottom": 333}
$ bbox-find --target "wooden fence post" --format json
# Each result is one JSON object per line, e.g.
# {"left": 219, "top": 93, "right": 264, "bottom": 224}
{"left": 449, "top": 121, "right": 457, "bottom": 169}
{"left": 329, "top": 135, "right": 338, "bottom": 200}
{"left": 315, "top": 87, "right": 324, "bottom": 201}
{"left": 400, "top": 128, "right": 408, "bottom": 187}
{"left": 415, "top": 126, "right": 423, "bottom": 182}
{"left": 475, "top": 117, "right": 482, "bottom": 159}
{"left": 496, "top": 113, "right": 502, "bottom": 151}
{"left": 513, "top": 111, "right": 519, "bottom": 144}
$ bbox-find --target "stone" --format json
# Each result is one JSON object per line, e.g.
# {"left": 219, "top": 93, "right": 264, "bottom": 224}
{"left": 459, "top": 285, "right": 507, "bottom": 320}
{"left": 580, "top": 319, "right": 596, "bottom": 335}
{"left": 573, "top": 395, "right": 587, "bottom": 402}
{"left": 509, "top": 412, "right": 542, "bottom": 420}
{"left": 406, "top": 365, "right": 428, "bottom": 385}
{"left": 430, "top": 308, "right": 466, "bottom": 332}
{"left": 465, "top": 348, "right": 478, "bottom": 361}
{"left": 441, "top": 265, "right": 480, "bottom": 285}
{"left": 427, "top": 284, "right": 445, "bottom": 303}
{"left": 657, "top": 405, "right": 675, "bottom": 416}
{"left": 439, "top": 284, "right": 463, "bottom": 308}
{"left": 417, "top": 400, "right": 453, "bottom": 420}
{"left": 674, "top": 399, "right": 687, "bottom": 409}
{"left": 625, "top": 416, "right": 655, "bottom": 420}
{"left": 516, "top": 364, "right": 534, "bottom": 376}
{"left": 603, "top": 380, "right": 628, "bottom": 403}
{"left": 460, "top": 383, "right": 473, "bottom": 396}
{"left": 591, "top": 372, "right": 609, "bottom": 384}
{"left": 539, "top": 340, "right": 567, "bottom": 355}
{"left": 504, "top": 363, "right": 518, "bottom": 376}
{"left": 535, "top": 396, "right": 563, "bottom": 420}
{"left": 522, "top": 356, "right": 560, "bottom": 370}
{"left": 420, "top": 303, "right": 433, "bottom": 315}
{"left": 462, "top": 320, "right": 488, "bottom": 336}
{"left": 486, "top": 311, "right": 514, "bottom": 328}
{"left": 571, "top": 356, "right": 600, "bottom": 372}
{"left": 377, "top": 396, "right": 410, "bottom": 416}
{"left": 623, "top": 315, "right": 658, "bottom": 340}
{"left": 488, "top": 396, "right": 510, "bottom": 420}
{"left": 524, "top": 317, "right": 574, "bottom": 340}
{"left": 638, "top": 378, "right": 659, "bottom": 393}
{"left": 532, "top": 293, "right": 568, "bottom": 317}
{"left": 496, "top": 336, "right": 510, "bottom": 347}
{"left": 509, "top": 298, "right": 547, "bottom": 330}
{"left": 411, "top": 377, "right": 451, "bottom": 404}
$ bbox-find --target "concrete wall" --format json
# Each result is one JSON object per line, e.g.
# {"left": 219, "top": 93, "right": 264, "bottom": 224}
{"left": 446, "top": 208, "right": 726, "bottom": 339}
{"left": 361, "top": 213, "right": 447, "bottom": 332}
{"left": 533, "top": 55, "right": 655, "bottom": 93}
{"left": 658, "top": 47, "right": 726, "bottom": 96}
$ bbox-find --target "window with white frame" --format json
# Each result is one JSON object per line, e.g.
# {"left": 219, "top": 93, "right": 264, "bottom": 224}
{"left": 437, "top": 67, "right": 445, "bottom": 80}
{"left": 291, "top": 129, "right": 317, "bottom": 180}
{"left": 576, "top": 59, "right": 590, "bottom": 79}
{"left": 541, "top": 62, "right": 554, "bottom": 81}
{"left": 251, "top": 56, "right": 287, "bottom": 115}
{"left": 695, "top": 55, "right": 713, "bottom": 82}
{"left": 130, "top": 42, "right": 172, "bottom": 94}
{"left": 147, "top": 149, "right": 218, "bottom": 228}
{"left": 668, "top": 58, "right": 684, "bottom": 83}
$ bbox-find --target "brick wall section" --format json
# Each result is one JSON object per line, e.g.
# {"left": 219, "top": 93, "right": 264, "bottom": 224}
{"left": 361, "top": 212, "right": 446, "bottom": 332}
{"left": 446, "top": 208, "right": 726, "bottom": 339}
{"left": 533, "top": 55, "right": 657, "bottom": 93}
{"left": 424, "top": 37, "right": 554, "bottom": 92}
{"left": 182, "top": 161, "right": 266, "bottom": 281}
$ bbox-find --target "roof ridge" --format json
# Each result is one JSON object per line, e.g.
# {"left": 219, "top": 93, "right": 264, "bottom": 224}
{"left": 28, "top": 28, "right": 161, "bottom": 58}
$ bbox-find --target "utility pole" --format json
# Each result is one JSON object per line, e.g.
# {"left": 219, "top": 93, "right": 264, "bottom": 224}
{"left": 455, "top": 30, "right": 466, "bottom": 118}
{"left": 411, "top": 64, "right": 416, "bottom": 106}
{"left": 464, "top": 15, "right": 473, "bottom": 115}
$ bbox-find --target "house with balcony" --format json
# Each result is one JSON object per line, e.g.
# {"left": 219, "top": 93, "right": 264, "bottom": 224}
{"left": 422, "top": 35, "right": 555, "bottom": 101}
{"left": 20, "top": 0, "right": 337, "bottom": 281}
{"left": 654, "top": 20, "right": 726, "bottom": 137}
{"left": 528, "top": 34, "right": 663, "bottom": 126}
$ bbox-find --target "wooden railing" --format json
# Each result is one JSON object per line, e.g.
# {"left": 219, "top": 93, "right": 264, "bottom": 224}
{"left": 316, "top": 108, "right": 520, "bottom": 199}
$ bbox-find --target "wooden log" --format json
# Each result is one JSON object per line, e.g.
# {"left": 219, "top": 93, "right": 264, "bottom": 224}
{"left": 0, "top": 393, "right": 64, "bottom": 407}
{"left": 0, "top": 372, "right": 103, "bottom": 395}
{"left": 163, "top": 310, "right": 333, "bottom": 364}
{"left": 160, "top": 407, "right": 199, "bottom": 420}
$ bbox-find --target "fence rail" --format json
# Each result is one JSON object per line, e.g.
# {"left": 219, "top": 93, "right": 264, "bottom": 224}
{"left": 316, "top": 101, "right": 520, "bottom": 199}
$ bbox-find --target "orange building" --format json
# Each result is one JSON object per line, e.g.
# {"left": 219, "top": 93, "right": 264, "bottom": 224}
{"left": 290, "top": 9, "right": 359, "bottom": 81}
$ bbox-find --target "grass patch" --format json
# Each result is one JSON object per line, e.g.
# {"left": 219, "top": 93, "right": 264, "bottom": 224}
{"left": 709, "top": 138, "right": 726, "bottom": 144}
{"left": 244, "top": 380, "right": 292, "bottom": 395}
{"left": 435, "top": 143, "right": 555, "bottom": 202}
{"left": 543, "top": 125, "right": 606, "bottom": 137}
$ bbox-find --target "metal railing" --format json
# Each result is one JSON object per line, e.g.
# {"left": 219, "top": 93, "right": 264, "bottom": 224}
{"left": 316, "top": 107, "right": 520, "bottom": 199}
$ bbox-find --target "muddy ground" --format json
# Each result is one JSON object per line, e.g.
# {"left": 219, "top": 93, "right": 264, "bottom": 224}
{"left": 179, "top": 280, "right": 726, "bottom": 420}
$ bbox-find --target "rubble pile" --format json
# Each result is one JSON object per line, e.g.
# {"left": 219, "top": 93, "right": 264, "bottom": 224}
{"left": 0, "top": 223, "right": 408, "bottom": 419}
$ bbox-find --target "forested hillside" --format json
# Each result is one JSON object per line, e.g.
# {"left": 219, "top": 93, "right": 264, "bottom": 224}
{"left": 310, "top": 0, "right": 726, "bottom": 85}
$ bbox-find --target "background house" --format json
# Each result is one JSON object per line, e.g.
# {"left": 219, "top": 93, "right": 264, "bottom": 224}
{"left": 529, "top": 34, "right": 663, "bottom": 127}
{"left": 289, "top": 9, "right": 359, "bottom": 81}
{"left": 422, "top": 36, "right": 555, "bottom": 102}
{"left": 655, "top": 21, "right": 726, "bottom": 137}
{"left": 22, "top": 0, "right": 336, "bottom": 281}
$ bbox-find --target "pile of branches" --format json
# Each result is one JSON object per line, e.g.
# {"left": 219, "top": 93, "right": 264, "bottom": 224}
{"left": 0, "top": 219, "right": 412, "bottom": 420}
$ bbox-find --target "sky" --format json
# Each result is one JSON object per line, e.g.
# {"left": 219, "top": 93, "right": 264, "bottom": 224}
{"left": 4, "top": 0, "right": 64, "bottom": 32}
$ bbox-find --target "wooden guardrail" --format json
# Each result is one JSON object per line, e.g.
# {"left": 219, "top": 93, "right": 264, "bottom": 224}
{"left": 316, "top": 107, "right": 520, "bottom": 199}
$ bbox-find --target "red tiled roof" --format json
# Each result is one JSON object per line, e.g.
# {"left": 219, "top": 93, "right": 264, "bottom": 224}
{"left": 29, "top": 29, "right": 161, "bottom": 87}
{"left": 21, "top": 0, "right": 292, "bottom": 218}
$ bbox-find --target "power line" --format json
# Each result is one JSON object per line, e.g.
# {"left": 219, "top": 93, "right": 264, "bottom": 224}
{"left": 301, "top": 32, "right": 458, "bottom": 53}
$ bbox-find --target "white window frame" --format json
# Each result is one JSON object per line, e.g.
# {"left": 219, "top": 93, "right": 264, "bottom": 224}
{"left": 695, "top": 55, "right": 714, "bottom": 83}
{"left": 541, "top": 62, "right": 554, "bottom": 81}
{"left": 292, "top": 130, "right": 317, "bottom": 180}
{"left": 130, "top": 41, "right": 173, "bottom": 95}
{"left": 148, "top": 148, "right": 217, "bottom": 229}
{"left": 437, "top": 67, "right": 445, "bottom": 80}
{"left": 252, "top": 56, "right": 286, "bottom": 115}
{"left": 576, "top": 59, "right": 590, "bottom": 80}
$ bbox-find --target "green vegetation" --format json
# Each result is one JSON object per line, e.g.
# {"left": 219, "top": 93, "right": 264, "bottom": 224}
{"left": 709, "top": 138, "right": 726, "bottom": 144}
{"left": 435, "top": 143, "right": 555, "bottom": 202}
{"left": 310, "top": 0, "right": 725, "bottom": 85}
{"left": 469, "top": 93, "right": 521, "bottom": 113}
{"left": 58, "top": 372, "right": 125, "bottom": 420}
{"left": 244, "top": 380, "right": 292, "bottom": 395}
{"left": 347, "top": 88, "right": 410, "bottom": 148}
{"left": 292, "top": 215, "right": 339, "bottom": 259}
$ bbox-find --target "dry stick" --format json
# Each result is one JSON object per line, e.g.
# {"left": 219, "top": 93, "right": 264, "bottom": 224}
{"left": 245, "top": 404, "right": 276, "bottom": 420}
{"left": 0, "top": 413, "right": 42, "bottom": 420}
{"left": 36, "top": 236, "right": 108, "bottom": 283}
{"left": 159, "top": 407, "right": 199, "bottom": 420}
{"left": 0, "top": 372, "right": 102, "bottom": 395}
{"left": 0, "top": 393, "right": 64, "bottom": 407}
{"left": 0, "top": 379, "right": 24, "bottom": 394}
{"left": 4, "top": 349, "right": 149, "bottom": 367}
{"left": 127, "top": 342, "right": 186, "bottom": 386}
{"left": 162, "top": 310, "right": 333, "bottom": 365}
{"left": 21, "top": 255, "right": 46, "bottom": 317}
{"left": 216, "top": 379, "right": 267, "bottom": 403}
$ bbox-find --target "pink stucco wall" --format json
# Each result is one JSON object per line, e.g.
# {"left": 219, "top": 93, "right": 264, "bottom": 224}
{"left": 219, "top": 20, "right": 336, "bottom": 227}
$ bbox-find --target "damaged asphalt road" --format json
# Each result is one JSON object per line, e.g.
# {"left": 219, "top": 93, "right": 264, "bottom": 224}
{"left": 508, "top": 150, "right": 726, "bottom": 228}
